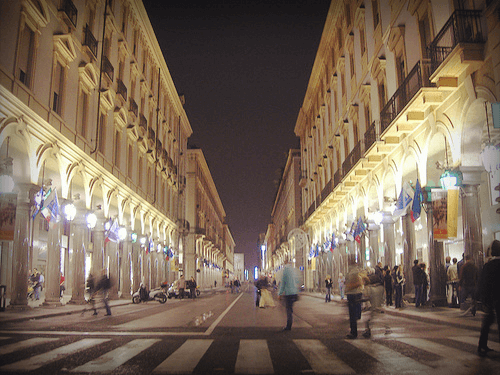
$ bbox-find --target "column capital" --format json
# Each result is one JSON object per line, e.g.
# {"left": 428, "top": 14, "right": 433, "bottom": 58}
{"left": 460, "top": 166, "right": 484, "bottom": 186}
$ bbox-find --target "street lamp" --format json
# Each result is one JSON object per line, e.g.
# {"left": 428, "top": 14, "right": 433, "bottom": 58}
{"left": 118, "top": 227, "right": 127, "bottom": 241}
{"left": 63, "top": 203, "right": 76, "bottom": 222}
{"left": 86, "top": 212, "right": 97, "bottom": 229}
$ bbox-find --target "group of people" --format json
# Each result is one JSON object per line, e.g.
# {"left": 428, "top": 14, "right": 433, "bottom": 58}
{"left": 177, "top": 275, "right": 197, "bottom": 299}
{"left": 230, "top": 279, "right": 241, "bottom": 294}
{"left": 28, "top": 269, "right": 44, "bottom": 300}
{"left": 86, "top": 270, "right": 112, "bottom": 316}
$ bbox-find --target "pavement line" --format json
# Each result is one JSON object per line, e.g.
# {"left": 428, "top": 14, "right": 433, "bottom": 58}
{"left": 349, "top": 340, "right": 430, "bottom": 374}
{"left": 294, "top": 339, "right": 355, "bottom": 374}
{"left": 204, "top": 293, "right": 243, "bottom": 335}
{"left": 450, "top": 335, "right": 500, "bottom": 352}
{"left": 0, "top": 330, "right": 206, "bottom": 337}
{"left": 152, "top": 339, "right": 213, "bottom": 374}
{"left": 235, "top": 339, "right": 274, "bottom": 374}
{"left": 396, "top": 337, "right": 482, "bottom": 362}
{"left": 71, "top": 338, "right": 160, "bottom": 373}
{"left": 0, "top": 338, "right": 109, "bottom": 372}
{"left": 0, "top": 337, "right": 59, "bottom": 356}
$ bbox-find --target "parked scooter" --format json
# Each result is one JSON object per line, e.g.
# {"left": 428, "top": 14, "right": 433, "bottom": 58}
{"left": 132, "top": 284, "right": 167, "bottom": 304}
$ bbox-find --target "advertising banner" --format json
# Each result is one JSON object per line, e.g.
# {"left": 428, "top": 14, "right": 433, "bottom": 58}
{"left": 447, "top": 187, "right": 459, "bottom": 238}
{"left": 432, "top": 189, "right": 448, "bottom": 239}
{"left": 0, "top": 193, "right": 17, "bottom": 241}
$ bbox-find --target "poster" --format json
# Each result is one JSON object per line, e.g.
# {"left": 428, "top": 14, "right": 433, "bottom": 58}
{"left": 432, "top": 189, "right": 448, "bottom": 239}
{"left": 447, "top": 187, "right": 459, "bottom": 238}
{"left": 0, "top": 193, "right": 17, "bottom": 241}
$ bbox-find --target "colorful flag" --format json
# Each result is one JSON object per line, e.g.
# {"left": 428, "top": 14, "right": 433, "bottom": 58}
{"left": 41, "top": 188, "right": 60, "bottom": 223}
{"left": 354, "top": 217, "right": 366, "bottom": 244}
{"left": 393, "top": 181, "right": 414, "bottom": 218}
{"left": 411, "top": 179, "right": 422, "bottom": 222}
{"left": 104, "top": 218, "right": 119, "bottom": 243}
{"left": 31, "top": 186, "right": 46, "bottom": 219}
{"left": 331, "top": 232, "right": 337, "bottom": 251}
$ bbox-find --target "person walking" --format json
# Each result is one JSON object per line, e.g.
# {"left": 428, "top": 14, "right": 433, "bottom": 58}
{"left": 325, "top": 275, "right": 333, "bottom": 302}
{"left": 412, "top": 260, "right": 423, "bottom": 307}
{"left": 278, "top": 259, "right": 300, "bottom": 331}
{"left": 363, "top": 267, "right": 384, "bottom": 338}
{"left": 97, "top": 270, "right": 112, "bottom": 316}
{"left": 477, "top": 240, "right": 500, "bottom": 356}
{"left": 338, "top": 273, "right": 345, "bottom": 300}
{"left": 86, "top": 273, "right": 98, "bottom": 315}
{"left": 420, "top": 263, "right": 429, "bottom": 306}
{"left": 178, "top": 274, "right": 185, "bottom": 299}
{"left": 31, "top": 269, "right": 41, "bottom": 300}
{"left": 393, "top": 265, "right": 404, "bottom": 308}
{"left": 384, "top": 269, "right": 393, "bottom": 306}
{"left": 59, "top": 273, "right": 66, "bottom": 298}
{"left": 189, "top": 276, "right": 197, "bottom": 299}
{"left": 459, "top": 255, "right": 478, "bottom": 316}
{"left": 345, "top": 256, "right": 368, "bottom": 339}
{"left": 447, "top": 257, "right": 459, "bottom": 307}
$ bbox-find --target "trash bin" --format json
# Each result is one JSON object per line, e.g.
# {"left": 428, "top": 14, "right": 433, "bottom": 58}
{"left": 0, "top": 285, "right": 6, "bottom": 311}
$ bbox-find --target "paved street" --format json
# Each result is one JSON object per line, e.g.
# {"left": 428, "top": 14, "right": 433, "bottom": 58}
{"left": 0, "top": 285, "right": 499, "bottom": 374}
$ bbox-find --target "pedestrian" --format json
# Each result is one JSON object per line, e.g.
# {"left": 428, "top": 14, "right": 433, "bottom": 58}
{"left": 189, "top": 276, "right": 197, "bottom": 299}
{"left": 412, "top": 260, "right": 423, "bottom": 307}
{"left": 278, "top": 259, "right": 300, "bottom": 331}
{"left": 97, "top": 269, "right": 112, "bottom": 316}
{"left": 178, "top": 274, "right": 185, "bottom": 299}
{"left": 384, "top": 269, "right": 393, "bottom": 306}
{"left": 59, "top": 272, "right": 65, "bottom": 298}
{"left": 393, "top": 265, "right": 404, "bottom": 308}
{"left": 420, "top": 263, "right": 429, "bottom": 306}
{"left": 477, "top": 240, "right": 500, "bottom": 357}
{"left": 38, "top": 271, "right": 44, "bottom": 292}
{"left": 345, "top": 256, "right": 368, "bottom": 339}
{"left": 235, "top": 278, "right": 241, "bottom": 293}
{"left": 363, "top": 267, "right": 384, "bottom": 338}
{"left": 338, "top": 272, "right": 345, "bottom": 300}
{"left": 445, "top": 256, "right": 451, "bottom": 271}
{"left": 447, "top": 257, "right": 459, "bottom": 307}
{"left": 31, "top": 269, "right": 40, "bottom": 300}
{"left": 325, "top": 275, "right": 333, "bottom": 302}
{"left": 459, "top": 254, "right": 478, "bottom": 316}
{"left": 86, "top": 273, "right": 98, "bottom": 315}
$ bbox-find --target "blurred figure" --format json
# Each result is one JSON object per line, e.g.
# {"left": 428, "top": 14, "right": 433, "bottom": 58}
{"left": 477, "top": 240, "right": 500, "bottom": 356}
{"left": 31, "top": 269, "right": 40, "bottom": 300}
{"left": 97, "top": 270, "right": 112, "bottom": 316}
{"left": 459, "top": 255, "right": 477, "bottom": 316}
{"left": 345, "top": 256, "right": 369, "bottom": 339}
{"left": 338, "top": 273, "right": 345, "bottom": 300}
{"left": 255, "top": 274, "right": 268, "bottom": 307}
{"left": 325, "top": 275, "right": 332, "bottom": 302}
{"left": 363, "top": 267, "right": 384, "bottom": 338}
{"left": 189, "top": 276, "right": 197, "bottom": 299}
{"left": 278, "top": 259, "right": 300, "bottom": 331}
{"left": 393, "top": 265, "right": 404, "bottom": 308}
{"left": 447, "top": 258, "right": 459, "bottom": 307}
{"left": 412, "top": 260, "right": 423, "bottom": 307}
{"left": 178, "top": 274, "right": 185, "bottom": 299}
{"left": 420, "top": 263, "right": 429, "bottom": 306}
{"left": 59, "top": 273, "right": 65, "bottom": 298}
{"left": 384, "top": 269, "right": 393, "bottom": 306}
{"left": 86, "top": 273, "right": 97, "bottom": 315}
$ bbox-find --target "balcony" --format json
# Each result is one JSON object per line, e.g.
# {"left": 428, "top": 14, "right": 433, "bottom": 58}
{"left": 342, "top": 140, "right": 364, "bottom": 177}
{"left": 117, "top": 79, "right": 127, "bottom": 101}
{"left": 59, "top": 0, "right": 77, "bottom": 28}
{"left": 333, "top": 168, "right": 342, "bottom": 189}
{"left": 428, "top": 10, "right": 484, "bottom": 83}
{"left": 321, "top": 179, "right": 332, "bottom": 203}
{"left": 364, "top": 120, "right": 377, "bottom": 151}
{"left": 102, "top": 55, "right": 114, "bottom": 82}
{"left": 129, "top": 99, "right": 138, "bottom": 118}
{"left": 83, "top": 25, "right": 97, "bottom": 59}
{"left": 380, "top": 61, "right": 431, "bottom": 135}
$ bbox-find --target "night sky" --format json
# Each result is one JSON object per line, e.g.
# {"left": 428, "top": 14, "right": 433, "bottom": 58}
{"left": 142, "top": 0, "right": 330, "bottom": 271}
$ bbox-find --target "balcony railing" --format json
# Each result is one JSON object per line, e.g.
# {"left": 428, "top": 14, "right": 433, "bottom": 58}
{"left": 321, "top": 179, "right": 332, "bottom": 203}
{"left": 139, "top": 114, "right": 147, "bottom": 132}
{"left": 117, "top": 78, "right": 127, "bottom": 101}
{"left": 83, "top": 25, "right": 97, "bottom": 58}
{"left": 380, "top": 60, "right": 430, "bottom": 134}
{"left": 364, "top": 120, "right": 378, "bottom": 151}
{"left": 129, "top": 98, "right": 138, "bottom": 118}
{"left": 428, "top": 10, "right": 484, "bottom": 75}
{"left": 59, "top": 0, "right": 77, "bottom": 28}
{"left": 333, "top": 168, "right": 342, "bottom": 188}
{"left": 102, "top": 55, "right": 114, "bottom": 82}
{"left": 342, "top": 140, "right": 364, "bottom": 176}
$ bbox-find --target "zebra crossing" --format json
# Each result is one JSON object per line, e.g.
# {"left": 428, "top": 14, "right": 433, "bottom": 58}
{"left": 0, "top": 334, "right": 498, "bottom": 374}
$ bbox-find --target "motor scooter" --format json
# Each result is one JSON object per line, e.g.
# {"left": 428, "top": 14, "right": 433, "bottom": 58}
{"left": 132, "top": 284, "right": 167, "bottom": 304}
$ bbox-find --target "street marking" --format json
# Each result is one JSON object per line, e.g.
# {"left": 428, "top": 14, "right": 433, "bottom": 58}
{"left": 152, "top": 339, "right": 213, "bottom": 374}
{"left": 0, "top": 337, "right": 59, "bottom": 356}
{"left": 235, "top": 339, "right": 274, "bottom": 374}
{"left": 0, "top": 330, "right": 206, "bottom": 337}
{"left": 0, "top": 338, "right": 108, "bottom": 372}
{"left": 204, "top": 293, "right": 243, "bottom": 335}
{"left": 450, "top": 335, "right": 500, "bottom": 352}
{"left": 71, "top": 338, "right": 160, "bottom": 373}
{"left": 294, "top": 339, "right": 355, "bottom": 374}
{"left": 349, "top": 340, "right": 430, "bottom": 374}
{"left": 396, "top": 337, "right": 482, "bottom": 362}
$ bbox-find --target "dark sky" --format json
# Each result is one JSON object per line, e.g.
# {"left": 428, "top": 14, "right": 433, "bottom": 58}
{"left": 142, "top": 0, "right": 330, "bottom": 271}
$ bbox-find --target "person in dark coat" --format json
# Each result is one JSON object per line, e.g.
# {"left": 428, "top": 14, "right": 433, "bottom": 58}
{"left": 97, "top": 269, "right": 112, "bottom": 316}
{"left": 477, "top": 240, "right": 500, "bottom": 356}
{"left": 459, "top": 255, "right": 478, "bottom": 316}
{"left": 412, "top": 260, "right": 423, "bottom": 307}
{"left": 384, "top": 269, "right": 393, "bottom": 306}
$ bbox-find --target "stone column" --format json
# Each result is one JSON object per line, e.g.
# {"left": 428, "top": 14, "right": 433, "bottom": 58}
{"left": 121, "top": 238, "right": 131, "bottom": 299}
{"left": 91, "top": 212, "right": 105, "bottom": 275}
{"left": 367, "top": 222, "right": 380, "bottom": 265}
{"left": 43, "top": 219, "right": 62, "bottom": 306}
{"left": 9, "top": 184, "right": 34, "bottom": 308}
{"left": 132, "top": 242, "right": 140, "bottom": 292}
{"left": 460, "top": 166, "right": 485, "bottom": 270}
{"left": 107, "top": 241, "right": 119, "bottom": 300}
{"left": 382, "top": 213, "right": 396, "bottom": 269}
{"left": 403, "top": 214, "right": 416, "bottom": 295}
{"left": 69, "top": 209, "right": 86, "bottom": 304}
{"left": 424, "top": 189, "right": 447, "bottom": 307}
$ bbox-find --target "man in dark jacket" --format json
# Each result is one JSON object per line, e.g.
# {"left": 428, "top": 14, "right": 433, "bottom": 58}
{"left": 97, "top": 270, "right": 112, "bottom": 316}
{"left": 412, "top": 260, "right": 423, "bottom": 307}
{"left": 477, "top": 240, "right": 500, "bottom": 356}
{"left": 459, "top": 254, "right": 478, "bottom": 316}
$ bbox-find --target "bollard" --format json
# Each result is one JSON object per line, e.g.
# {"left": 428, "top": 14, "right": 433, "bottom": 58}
{"left": 0, "top": 285, "right": 6, "bottom": 311}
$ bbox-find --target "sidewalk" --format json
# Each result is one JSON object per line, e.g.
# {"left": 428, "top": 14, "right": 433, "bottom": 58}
{"left": 304, "top": 291, "right": 496, "bottom": 334}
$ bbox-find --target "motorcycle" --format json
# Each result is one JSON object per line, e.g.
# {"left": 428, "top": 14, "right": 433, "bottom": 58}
{"left": 132, "top": 284, "right": 167, "bottom": 304}
{"left": 167, "top": 279, "right": 200, "bottom": 299}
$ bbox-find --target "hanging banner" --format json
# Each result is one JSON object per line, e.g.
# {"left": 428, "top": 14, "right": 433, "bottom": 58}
{"left": 310, "top": 257, "right": 316, "bottom": 271}
{"left": 447, "top": 187, "right": 459, "bottom": 238}
{"left": 0, "top": 193, "right": 17, "bottom": 241}
{"left": 432, "top": 189, "right": 448, "bottom": 239}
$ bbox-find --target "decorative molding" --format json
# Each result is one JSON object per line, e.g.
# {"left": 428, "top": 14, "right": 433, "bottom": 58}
{"left": 53, "top": 34, "right": 77, "bottom": 65}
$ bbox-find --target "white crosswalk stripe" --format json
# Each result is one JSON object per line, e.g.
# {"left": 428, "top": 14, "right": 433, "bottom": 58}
{"left": 294, "top": 339, "right": 355, "bottom": 374}
{"left": 234, "top": 339, "right": 274, "bottom": 374}
{"left": 0, "top": 338, "right": 109, "bottom": 372}
{"left": 71, "top": 338, "right": 160, "bottom": 373}
{"left": 0, "top": 337, "right": 58, "bottom": 356}
{"left": 152, "top": 339, "right": 213, "bottom": 374}
{"left": 396, "top": 337, "right": 480, "bottom": 362}
{"left": 349, "top": 339, "right": 431, "bottom": 374}
{"left": 450, "top": 335, "right": 500, "bottom": 352}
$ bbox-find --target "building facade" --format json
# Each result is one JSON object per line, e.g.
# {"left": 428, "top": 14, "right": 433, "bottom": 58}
{"left": 233, "top": 252, "right": 244, "bottom": 282}
{"left": 0, "top": 0, "right": 232, "bottom": 308}
{"left": 185, "top": 148, "right": 234, "bottom": 289}
{"left": 293, "top": 0, "right": 500, "bottom": 299}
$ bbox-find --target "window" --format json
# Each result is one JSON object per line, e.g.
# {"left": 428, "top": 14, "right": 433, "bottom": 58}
{"left": 114, "top": 130, "right": 121, "bottom": 167}
{"left": 138, "top": 155, "right": 143, "bottom": 187}
{"left": 349, "top": 51, "right": 355, "bottom": 79}
{"left": 78, "top": 90, "right": 89, "bottom": 138}
{"left": 99, "top": 113, "right": 106, "bottom": 153}
{"left": 147, "top": 165, "right": 152, "bottom": 194}
{"left": 396, "top": 53, "right": 406, "bottom": 87}
{"left": 343, "top": 135, "right": 349, "bottom": 159}
{"left": 53, "top": 62, "right": 64, "bottom": 115}
{"left": 364, "top": 102, "right": 371, "bottom": 129}
{"left": 353, "top": 117, "right": 359, "bottom": 145}
{"left": 18, "top": 25, "right": 35, "bottom": 87}
{"left": 372, "top": 0, "right": 380, "bottom": 29}
{"left": 378, "top": 81, "right": 387, "bottom": 112}
{"left": 127, "top": 144, "right": 133, "bottom": 177}
{"left": 359, "top": 25, "right": 366, "bottom": 56}
{"left": 418, "top": 13, "right": 432, "bottom": 58}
